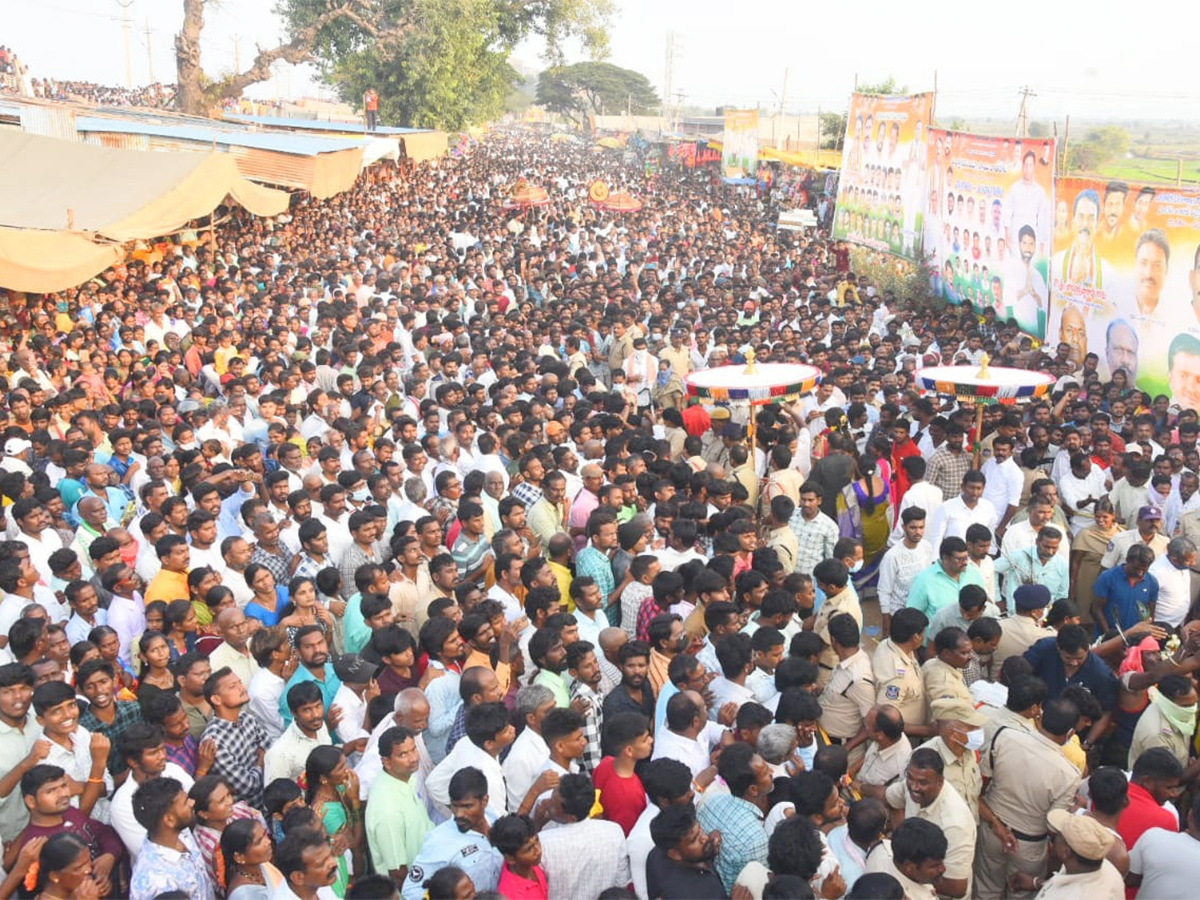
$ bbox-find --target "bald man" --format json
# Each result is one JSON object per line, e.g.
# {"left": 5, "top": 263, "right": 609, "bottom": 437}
{"left": 598, "top": 626, "right": 628, "bottom": 695}
{"left": 209, "top": 607, "right": 259, "bottom": 688}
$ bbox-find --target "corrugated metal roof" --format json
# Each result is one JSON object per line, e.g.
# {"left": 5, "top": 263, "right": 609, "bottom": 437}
{"left": 225, "top": 113, "right": 431, "bottom": 135}
{"left": 75, "top": 116, "right": 366, "bottom": 156}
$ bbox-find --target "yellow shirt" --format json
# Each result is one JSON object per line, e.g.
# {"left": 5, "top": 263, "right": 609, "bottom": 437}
{"left": 549, "top": 561, "right": 573, "bottom": 611}
{"left": 144, "top": 568, "right": 189, "bottom": 606}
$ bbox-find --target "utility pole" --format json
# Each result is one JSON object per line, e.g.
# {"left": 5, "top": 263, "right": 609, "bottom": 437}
{"left": 232, "top": 35, "right": 242, "bottom": 74}
{"left": 932, "top": 69, "right": 938, "bottom": 123}
{"left": 663, "top": 31, "right": 677, "bottom": 131}
{"left": 115, "top": 0, "right": 134, "bottom": 88}
{"left": 775, "top": 67, "right": 790, "bottom": 149}
{"left": 144, "top": 19, "right": 155, "bottom": 83}
{"left": 1016, "top": 85, "right": 1036, "bottom": 138}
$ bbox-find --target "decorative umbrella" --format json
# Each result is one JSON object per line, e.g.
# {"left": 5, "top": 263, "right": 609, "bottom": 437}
{"left": 599, "top": 191, "right": 643, "bottom": 213}
{"left": 504, "top": 180, "right": 550, "bottom": 209}
{"left": 685, "top": 349, "right": 822, "bottom": 448}
{"left": 588, "top": 179, "right": 610, "bottom": 204}
{"left": 914, "top": 354, "right": 1055, "bottom": 464}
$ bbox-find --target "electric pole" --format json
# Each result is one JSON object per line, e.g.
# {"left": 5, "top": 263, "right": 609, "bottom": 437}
{"left": 775, "top": 67, "right": 790, "bottom": 148}
{"left": 115, "top": 0, "right": 134, "bottom": 88}
{"left": 663, "top": 31, "right": 678, "bottom": 131}
{"left": 144, "top": 18, "right": 155, "bottom": 83}
{"left": 232, "top": 35, "right": 242, "bottom": 74}
{"left": 1016, "top": 85, "right": 1036, "bottom": 138}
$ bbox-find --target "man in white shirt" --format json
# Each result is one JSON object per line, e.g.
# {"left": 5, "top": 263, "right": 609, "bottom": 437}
{"left": 628, "top": 757, "right": 696, "bottom": 900}
{"left": 1058, "top": 452, "right": 1111, "bottom": 537}
{"left": 981, "top": 437, "right": 1023, "bottom": 539}
{"left": 425, "top": 701, "right": 513, "bottom": 819}
{"left": 502, "top": 685, "right": 554, "bottom": 812}
{"left": 888, "top": 458, "right": 943, "bottom": 547}
{"left": 264, "top": 685, "right": 333, "bottom": 784}
{"left": 928, "top": 471, "right": 997, "bottom": 550}
{"left": 651, "top": 690, "right": 727, "bottom": 778}
{"left": 247, "top": 626, "right": 291, "bottom": 742}
{"left": 207, "top": 609, "right": 259, "bottom": 690}
{"left": 878, "top": 508, "right": 936, "bottom": 635}
{"left": 1148, "top": 538, "right": 1197, "bottom": 628}
{"left": 110, "top": 723, "right": 195, "bottom": 861}
{"left": 100, "top": 564, "right": 146, "bottom": 669}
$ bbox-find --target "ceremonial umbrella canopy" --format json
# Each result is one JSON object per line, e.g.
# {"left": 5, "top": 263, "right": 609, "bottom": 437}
{"left": 504, "top": 180, "right": 550, "bottom": 209}
{"left": 685, "top": 350, "right": 822, "bottom": 447}
{"left": 598, "top": 191, "right": 644, "bottom": 213}
{"left": 914, "top": 355, "right": 1055, "bottom": 461}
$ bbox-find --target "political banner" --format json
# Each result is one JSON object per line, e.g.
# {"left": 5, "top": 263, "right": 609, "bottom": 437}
{"left": 925, "top": 130, "right": 1056, "bottom": 341}
{"left": 1048, "top": 178, "right": 1200, "bottom": 412}
{"left": 722, "top": 109, "right": 759, "bottom": 178}
{"left": 832, "top": 92, "right": 934, "bottom": 262}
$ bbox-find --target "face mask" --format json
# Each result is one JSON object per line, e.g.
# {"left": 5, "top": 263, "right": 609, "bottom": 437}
{"left": 964, "top": 729, "right": 985, "bottom": 751}
{"left": 1157, "top": 692, "right": 1198, "bottom": 736}
{"left": 353, "top": 487, "right": 369, "bottom": 503}
{"left": 849, "top": 560, "right": 864, "bottom": 573}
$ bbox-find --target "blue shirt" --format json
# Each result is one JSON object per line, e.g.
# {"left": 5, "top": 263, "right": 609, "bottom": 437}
{"left": 1093, "top": 564, "right": 1158, "bottom": 632}
{"left": 401, "top": 817, "right": 502, "bottom": 900}
{"left": 1023, "top": 635, "right": 1119, "bottom": 711}
{"left": 695, "top": 794, "right": 768, "bottom": 891}
{"left": 280, "top": 662, "right": 342, "bottom": 726}
{"left": 129, "top": 829, "right": 213, "bottom": 900}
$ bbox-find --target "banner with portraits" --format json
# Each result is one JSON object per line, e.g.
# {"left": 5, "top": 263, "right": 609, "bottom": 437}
{"left": 722, "top": 110, "right": 759, "bottom": 178}
{"left": 925, "top": 130, "right": 1056, "bottom": 341}
{"left": 1047, "top": 178, "right": 1200, "bottom": 412}
{"left": 832, "top": 92, "right": 934, "bottom": 262}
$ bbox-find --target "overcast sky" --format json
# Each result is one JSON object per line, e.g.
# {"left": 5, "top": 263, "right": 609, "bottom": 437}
{"left": 6, "top": 0, "right": 1199, "bottom": 123}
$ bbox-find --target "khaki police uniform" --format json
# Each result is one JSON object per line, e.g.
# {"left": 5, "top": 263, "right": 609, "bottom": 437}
{"left": 976, "top": 726, "right": 1081, "bottom": 898}
{"left": 885, "top": 780, "right": 977, "bottom": 895}
{"left": 1100, "top": 529, "right": 1169, "bottom": 570}
{"left": 922, "top": 657, "right": 975, "bottom": 712}
{"left": 858, "top": 734, "right": 913, "bottom": 789}
{"left": 815, "top": 588, "right": 864, "bottom": 687}
{"left": 872, "top": 638, "right": 927, "bottom": 729}
{"left": 1128, "top": 701, "right": 1190, "bottom": 770}
{"left": 993, "top": 615, "right": 1055, "bottom": 671}
{"left": 924, "top": 735, "right": 982, "bottom": 821}
{"left": 819, "top": 648, "right": 875, "bottom": 764}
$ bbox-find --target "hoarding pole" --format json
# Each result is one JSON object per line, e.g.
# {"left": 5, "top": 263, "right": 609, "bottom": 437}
{"left": 1062, "top": 115, "right": 1070, "bottom": 173}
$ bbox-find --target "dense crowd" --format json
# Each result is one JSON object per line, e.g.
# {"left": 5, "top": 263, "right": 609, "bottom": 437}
{"left": 30, "top": 80, "right": 178, "bottom": 109}
{"left": 0, "top": 127, "right": 1197, "bottom": 900}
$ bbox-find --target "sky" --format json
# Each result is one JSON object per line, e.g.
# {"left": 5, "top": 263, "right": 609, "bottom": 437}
{"left": 5, "top": 0, "right": 1200, "bottom": 123}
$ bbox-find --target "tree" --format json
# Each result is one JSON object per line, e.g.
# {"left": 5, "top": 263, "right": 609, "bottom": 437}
{"left": 1067, "top": 126, "right": 1130, "bottom": 173}
{"left": 535, "top": 62, "right": 659, "bottom": 127}
{"left": 856, "top": 76, "right": 908, "bottom": 96}
{"left": 1029, "top": 120, "right": 1050, "bottom": 138}
{"left": 819, "top": 112, "right": 846, "bottom": 150}
{"left": 174, "top": 0, "right": 612, "bottom": 119}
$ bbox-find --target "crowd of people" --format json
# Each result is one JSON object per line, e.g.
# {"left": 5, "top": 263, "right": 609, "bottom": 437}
{"left": 0, "top": 126, "right": 1197, "bottom": 900}
{"left": 29, "top": 79, "right": 178, "bottom": 109}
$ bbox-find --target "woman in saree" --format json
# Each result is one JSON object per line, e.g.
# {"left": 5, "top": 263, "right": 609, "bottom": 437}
{"left": 836, "top": 453, "right": 893, "bottom": 593}
{"left": 1070, "top": 497, "right": 1122, "bottom": 628}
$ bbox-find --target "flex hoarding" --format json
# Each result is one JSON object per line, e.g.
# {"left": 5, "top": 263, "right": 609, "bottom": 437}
{"left": 722, "top": 110, "right": 759, "bottom": 178}
{"left": 832, "top": 92, "right": 933, "bottom": 262}
{"left": 926, "top": 130, "right": 1056, "bottom": 341}
{"left": 1048, "top": 178, "right": 1200, "bottom": 411}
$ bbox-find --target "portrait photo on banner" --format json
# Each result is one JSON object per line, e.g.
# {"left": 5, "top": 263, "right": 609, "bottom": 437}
{"left": 832, "top": 92, "right": 933, "bottom": 263}
{"left": 1047, "top": 177, "right": 1200, "bottom": 413}
{"left": 924, "top": 130, "right": 1056, "bottom": 342}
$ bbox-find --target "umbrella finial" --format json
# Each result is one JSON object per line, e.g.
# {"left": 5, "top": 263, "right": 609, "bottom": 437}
{"left": 744, "top": 347, "right": 758, "bottom": 374}
{"left": 977, "top": 352, "right": 990, "bottom": 380}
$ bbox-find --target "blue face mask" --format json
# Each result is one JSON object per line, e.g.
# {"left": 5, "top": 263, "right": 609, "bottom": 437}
{"left": 849, "top": 560, "right": 864, "bottom": 574}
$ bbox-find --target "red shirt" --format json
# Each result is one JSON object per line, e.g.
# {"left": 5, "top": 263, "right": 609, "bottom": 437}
{"left": 682, "top": 404, "right": 711, "bottom": 438}
{"left": 593, "top": 756, "right": 647, "bottom": 836}
{"left": 1118, "top": 780, "right": 1177, "bottom": 899}
{"left": 497, "top": 863, "right": 548, "bottom": 900}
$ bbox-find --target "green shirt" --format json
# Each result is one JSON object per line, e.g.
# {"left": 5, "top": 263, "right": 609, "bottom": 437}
{"left": 343, "top": 592, "right": 371, "bottom": 655}
{"left": 533, "top": 668, "right": 571, "bottom": 708}
{"left": 366, "top": 770, "right": 432, "bottom": 873}
{"left": 906, "top": 562, "right": 985, "bottom": 622}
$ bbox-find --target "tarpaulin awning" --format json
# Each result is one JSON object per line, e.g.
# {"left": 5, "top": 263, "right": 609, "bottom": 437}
{"left": 0, "top": 130, "right": 289, "bottom": 293}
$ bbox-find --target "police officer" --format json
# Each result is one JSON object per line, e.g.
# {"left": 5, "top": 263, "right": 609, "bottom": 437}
{"left": 976, "top": 696, "right": 1082, "bottom": 898}
{"left": 872, "top": 607, "right": 931, "bottom": 739}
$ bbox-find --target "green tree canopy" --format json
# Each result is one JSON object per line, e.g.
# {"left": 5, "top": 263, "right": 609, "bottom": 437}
{"left": 819, "top": 112, "right": 846, "bottom": 150}
{"left": 535, "top": 62, "right": 660, "bottom": 126}
{"left": 856, "top": 76, "right": 908, "bottom": 96}
{"left": 1067, "top": 126, "right": 1130, "bottom": 173}
{"left": 174, "top": 0, "right": 612, "bottom": 124}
